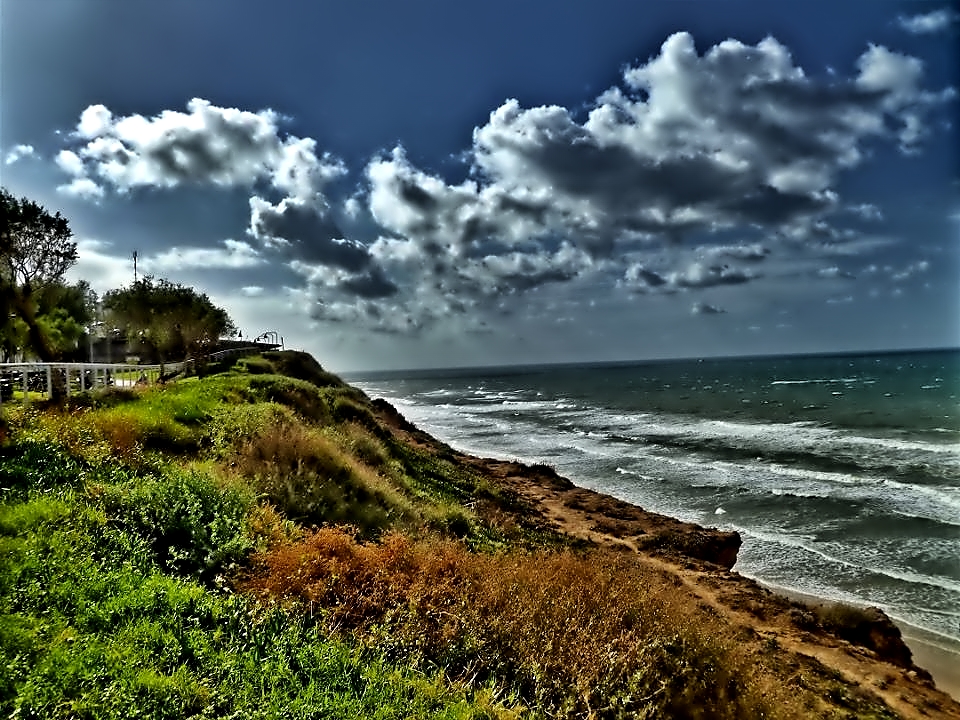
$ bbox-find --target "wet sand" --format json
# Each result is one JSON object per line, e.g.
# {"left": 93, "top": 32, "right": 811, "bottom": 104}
{"left": 902, "top": 627, "right": 960, "bottom": 702}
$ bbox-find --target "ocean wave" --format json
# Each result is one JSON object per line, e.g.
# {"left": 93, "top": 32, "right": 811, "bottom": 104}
{"left": 738, "top": 528, "right": 960, "bottom": 596}
{"left": 770, "top": 377, "right": 863, "bottom": 385}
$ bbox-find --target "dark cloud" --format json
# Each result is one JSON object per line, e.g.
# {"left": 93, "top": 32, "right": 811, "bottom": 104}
{"left": 670, "top": 262, "right": 756, "bottom": 288}
{"left": 692, "top": 302, "right": 726, "bottom": 315}
{"left": 338, "top": 266, "right": 399, "bottom": 298}
{"left": 623, "top": 264, "right": 669, "bottom": 290}
{"left": 53, "top": 34, "right": 953, "bottom": 336}
{"left": 367, "top": 33, "right": 950, "bottom": 300}
{"left": 248, "top": 196, "right": 371, "bottom": 271}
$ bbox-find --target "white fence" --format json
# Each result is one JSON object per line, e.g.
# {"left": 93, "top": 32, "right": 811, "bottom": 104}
{"left": 0, "top": 347, "right": 269, "bottom": 405}
{"left": 0, "top": 362, "right": 190, "bottom": 405}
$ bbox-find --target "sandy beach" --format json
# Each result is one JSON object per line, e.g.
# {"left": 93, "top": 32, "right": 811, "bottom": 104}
{"left": 902, "top": 628, "right": 960, "bottom": 702}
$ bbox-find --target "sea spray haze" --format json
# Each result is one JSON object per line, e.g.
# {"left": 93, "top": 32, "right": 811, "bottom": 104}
{"left": 351, "top": 349, "right": 960, "bottom": 644}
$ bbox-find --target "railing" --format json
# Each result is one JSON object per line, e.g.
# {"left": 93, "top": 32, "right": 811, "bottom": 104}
{"left": 0, "top": 346, "right": 276, "bottom": 406}
{"left": 0, "top": 361, "right": 188, "bottom": 405}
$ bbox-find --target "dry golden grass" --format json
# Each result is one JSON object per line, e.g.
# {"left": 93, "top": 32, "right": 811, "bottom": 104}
{"left": 242, "top": 528, "right": 806, "bottom": 719}
{"left": 226, "top": 418, "right": 418, "bottom": 533}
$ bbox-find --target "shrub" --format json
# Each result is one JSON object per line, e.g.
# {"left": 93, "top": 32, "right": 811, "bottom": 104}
{"left": 233, "top": 355, "right": 275, "bottom": 375}
{"left": 244, "top": 529, "right": 794, "bottom": 719}
{"left": 65, "top": 385, "right": 140, "bottom": 410}
{"left": 102, "top": 469, "right": 254, "bottom": 578}
{"left": 0, "top": 442, "right": 87, "bottom": 498}
{"left": 248, "top": 375, "right": 331, "bottom": 422}
{"left": 261, "top": 350, "right": 346, "bottom": 388}
{"left": 229, "top": 420, "right": 415, "bottom": 534}
{"left": 340, "top": 422, "right": 389, "bottom": 469}
{"left": 206, "top": 402, "right": 297, "bottom": 456}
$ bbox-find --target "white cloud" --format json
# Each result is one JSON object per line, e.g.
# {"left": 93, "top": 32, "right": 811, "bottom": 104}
{"left": 59, "top": 98, "right": 345, "bottom": 199}
{"left": 55, "top": 149, "right": 85, "bottom": 176}
{"left": 897, "top": 8, "right": 959, "bottom": 34}
{"left": 52, "top": 33, "right": 954, "bottom": 337}
{"left": 890, "top": 259, "right": 930, "bottom": 281}
{"left": 57, "top": 177, "right": 104, "bottom": 199}
{"left": 4, "top": 144, "right": 35, "bottom": 165}
{"left": 369, "top": 31, "right": 950, "bottom": 281}
{"left": 67, "top": 238, "right": 134, "bottom": 293}
{"left": 143, "top": 239, "right": 265, "bottom": 272}
{"left": 76, "top": 104, "right": 114, "bottom": 139}
{"left": 668, "top": 261, "right": 756, "bottom": 288}
{"left": 815, "top": 266, "right": 855, "bottom": 279}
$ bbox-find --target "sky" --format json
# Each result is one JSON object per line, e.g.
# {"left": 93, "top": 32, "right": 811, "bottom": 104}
{"left": 1, "top": 0, "right": 958, "bottom": 372}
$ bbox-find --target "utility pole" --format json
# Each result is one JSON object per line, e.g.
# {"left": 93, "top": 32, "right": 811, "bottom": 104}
{"left": 133, "top": 250, "right": 138, "bottom": 283}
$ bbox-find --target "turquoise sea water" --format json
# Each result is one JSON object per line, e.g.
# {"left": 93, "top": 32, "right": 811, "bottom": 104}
{"left": 351, "top": 350, "right": 960, "bottom": 644}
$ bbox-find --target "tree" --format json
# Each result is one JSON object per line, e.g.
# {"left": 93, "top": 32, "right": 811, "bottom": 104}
{"left": 0, "top": 188, "right": 80, "bottom": 362}
{"left": 0, "top": 281, "right": 95, "bottom": 362}
{"left": 103, "top": 277, "right": 236, "bottom": 366}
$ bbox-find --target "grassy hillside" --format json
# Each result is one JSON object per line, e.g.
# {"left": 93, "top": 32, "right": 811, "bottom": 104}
{"left": 0, "top": 352, "right": 906, "bottom": 719}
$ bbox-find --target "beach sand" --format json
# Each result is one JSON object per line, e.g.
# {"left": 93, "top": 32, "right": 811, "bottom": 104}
{"left": 902, "top": 628, "right": 960, "bottom": 702}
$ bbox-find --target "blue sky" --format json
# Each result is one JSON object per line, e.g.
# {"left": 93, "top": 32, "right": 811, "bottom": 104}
{"left": 2, "top": 0, "right": 958, "bottom": 371}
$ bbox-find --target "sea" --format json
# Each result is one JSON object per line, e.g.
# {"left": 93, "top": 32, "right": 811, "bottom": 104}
{"left": 348, "top": 350, "right": 960, "bottom": 648}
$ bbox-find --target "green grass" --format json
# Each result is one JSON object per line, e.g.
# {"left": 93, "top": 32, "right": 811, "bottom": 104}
{"left": 0, "top": 442, "right": 519, "bottom": 719}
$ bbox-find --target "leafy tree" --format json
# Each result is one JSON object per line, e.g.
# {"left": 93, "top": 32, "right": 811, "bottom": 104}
{"left": 0, "top": 188, "right": 80, "bottom": 361}
{"left": 103, "top": 277, "right": 236, "bottom": 365}
{"left": 0, "top": 281, "right": 96, "bottom": 362}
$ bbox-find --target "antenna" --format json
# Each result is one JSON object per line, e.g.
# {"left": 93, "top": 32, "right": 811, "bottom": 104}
{"left": 133, "top": 250, "right": 138, "bottom": 283}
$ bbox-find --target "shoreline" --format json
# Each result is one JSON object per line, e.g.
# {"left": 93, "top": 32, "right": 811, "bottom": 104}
{"left": 371, "top": 396, "right": 960, "bottom": 717}
{"left": 901, "top": 628, "right": 960, "bottom": 702}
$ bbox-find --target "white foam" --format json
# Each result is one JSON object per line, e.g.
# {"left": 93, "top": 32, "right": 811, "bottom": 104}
{"left": 738, "top": 528, "right": 960, "bottom": 595}
{"left": 771, "top": 377, "right": 861, "bottom": 385}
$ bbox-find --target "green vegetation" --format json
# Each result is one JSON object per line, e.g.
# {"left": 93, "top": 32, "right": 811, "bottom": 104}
{"left": 0, "top": 351, "right": 899, "bottom": 718}
{"left": 103, "top": 277, "right": 236, "bottom": 364}
{"left": 1, "top": 188, "right": 93, "bottom": 364}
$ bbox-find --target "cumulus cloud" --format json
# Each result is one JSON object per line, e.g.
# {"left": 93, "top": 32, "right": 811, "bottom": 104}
{"left": 58, "top": 98, "right": 345, "bottom": 198}
{"left": 4, "top": 144, "right": 35, "bottom": 165}
{"left": 897, "top": 8, "right": 959, "bottom": 34}
{"left": 247, "top": 195, "right": 373, "bottom": 271}
{"left": 347, "top": 32, "right": 954, "bottom": 330}
{"left": 54, "top": 32, "right": 953, "bottom": 335}
{"left": 57, "top": 177, "right": 105, "bottom": 200}
{"left": 353, "top": 31, "right": 951, "bottom": 331}
{"left": 459, "top": 32, "right": 951, "bottom": 245}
